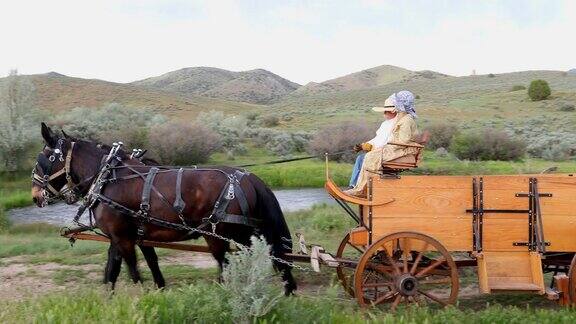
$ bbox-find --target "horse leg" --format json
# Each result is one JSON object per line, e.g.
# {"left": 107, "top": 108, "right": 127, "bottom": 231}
{"left": 139, "top": 245, "right": 166, "bottom": 288}
{"left": 115, "top": 239, "right": 142, "bottom": 284}
{"left": 103, "top": 243, "right": 123, "bottom": 289}
{"left": 276, "top": 262, "right": 297, "bottom": 296}
{"left": 205, "top": 236, "right": 230, "bottom": 282}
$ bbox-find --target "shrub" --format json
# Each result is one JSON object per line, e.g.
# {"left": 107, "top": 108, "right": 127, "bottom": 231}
{"left": 148, "top": 122, "right": 221, "bottom": 165}
{"left": 196, "top": 111, "right": 248, "bottom": 155}
{"left": 221, "top": 236, "right": 283, "bottom": 323}
{"left": 425, "top": 123, "right": 459, "bottom": 150}
{"left": 245, "top": 128, "right": 311, "bottom": 157}
{"left": 559, "top": 103, "right": 575, "bottom": 112}
{"left": 0, "top": 204, "right": 10, "bottom": 231}
{"left": 528, "top": 79, "right": 551, "bottom": 101}
{"left": 307, "top": 122, "right": 375, "bottom": 163}
{"left": 56, "top": 103, "right": 165, "bottom": 149}
{"left": 510, "top": 85, "right": 526, "bottom": 91}
{"left": 450, "top": 130, "right": 526, "bottom": 161}
{"left": 0, "top": 70, "right": 43, "bottom": 171}
{"left": 542, "top": 143, "right": 573, "bottom": 161}
{"left": 488, "top": 73, "right": 496, "bottom": 78}
{"left": 261, "top": 115, "right": 280, "bottom": 127}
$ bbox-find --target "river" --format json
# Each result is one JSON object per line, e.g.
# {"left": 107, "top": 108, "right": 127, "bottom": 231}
{"left": 8, "top": 188, "right": 335, "bottom": 226}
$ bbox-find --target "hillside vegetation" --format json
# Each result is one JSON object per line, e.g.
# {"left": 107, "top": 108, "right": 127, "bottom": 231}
{"left": 132, "top": 67, "right": 300, "bottom": 104}
{"left": 0, "top": 73, "right": 263, "bottom": 119}
{"left": 272, "top": 70, "right": 576, "bottom": 133}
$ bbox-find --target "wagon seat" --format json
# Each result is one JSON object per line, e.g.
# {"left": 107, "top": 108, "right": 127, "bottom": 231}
{"left": 381, "top": 131, "right": 430, "bottom": 173}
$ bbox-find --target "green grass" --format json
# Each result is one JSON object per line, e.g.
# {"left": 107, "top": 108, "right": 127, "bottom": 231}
{"left": 2, "top": 283, "right": 576, "bottom": 323}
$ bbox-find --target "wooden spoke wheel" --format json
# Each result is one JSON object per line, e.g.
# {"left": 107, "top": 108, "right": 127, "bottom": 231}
{"left": 354, "top": 232, "right": 459, "bottom": 310}
{"left": 568, "top": 254, "right": 576, "bottom": 304}
{"left": 336, "top": 233, "right": 366, "bottom": 297}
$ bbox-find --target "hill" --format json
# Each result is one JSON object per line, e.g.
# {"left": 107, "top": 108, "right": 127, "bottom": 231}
{"left": 131, "top": 67, "right": 300, "bottom": 105}
{"left": 568, "top": 68, "right": 576, "bottom": 75}
{"left": 272, "top": 70, "right": 576, "bottom": 132}
{"left": 3, "top": 73, "right": 263, "bottom": 119}
{"left": 295, "top": 65, "right": 449, "bottom": 94}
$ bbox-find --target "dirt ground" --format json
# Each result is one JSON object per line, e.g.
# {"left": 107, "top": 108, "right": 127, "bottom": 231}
{"left": 0, "top": 252, "right": 217, "bottom": 301}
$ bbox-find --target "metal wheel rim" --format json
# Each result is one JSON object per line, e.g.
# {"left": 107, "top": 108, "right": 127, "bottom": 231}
{"left": 336, "top": 233, "right": 365, "bottom": 297}
{"left": 353, "top": 231, "right": 459, "bottom": 310}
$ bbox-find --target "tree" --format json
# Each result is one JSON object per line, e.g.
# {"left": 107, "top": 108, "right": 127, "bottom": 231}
{"left": 0, "top": 70, "right": 41, "bottom": 171}
{"left": 528, "top": 79, "right": 551, "bottom": 101}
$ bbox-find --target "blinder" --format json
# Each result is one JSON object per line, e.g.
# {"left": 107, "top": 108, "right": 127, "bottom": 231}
{"left": 31, "top": 140, "right": 78, "bottom": 203}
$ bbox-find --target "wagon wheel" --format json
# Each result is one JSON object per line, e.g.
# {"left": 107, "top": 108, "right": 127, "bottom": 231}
{"left": 336, "top": 233, "right": 366, "bottom": 297}
{"left": 568, "top": 254, "right": 576, "bottom": 304}
{"left": 354, "top": 231, "right": 459, "bottom": 310}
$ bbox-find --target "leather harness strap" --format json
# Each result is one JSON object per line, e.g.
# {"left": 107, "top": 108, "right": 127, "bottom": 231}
{"left": 173, "top": 168, "right": 186, "bottom": 214}
{"left": 140, "top": 167, "right": 159, "bottom": 212}
{"left": 207, "top": 170, "right": 260, "bottom": 228}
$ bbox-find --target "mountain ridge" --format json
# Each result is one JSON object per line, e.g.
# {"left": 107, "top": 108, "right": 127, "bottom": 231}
{"left": 131, "top": 67, "right": 300, "bottom": 105}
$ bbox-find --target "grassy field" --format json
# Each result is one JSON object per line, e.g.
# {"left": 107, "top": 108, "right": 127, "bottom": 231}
{"left": 1, "top": 204, "right": 576, "bottom": 322}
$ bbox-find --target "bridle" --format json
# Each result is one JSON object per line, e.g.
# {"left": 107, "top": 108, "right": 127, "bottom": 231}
{"left": 31, "top": 139, "right": 78, "bottom": 205}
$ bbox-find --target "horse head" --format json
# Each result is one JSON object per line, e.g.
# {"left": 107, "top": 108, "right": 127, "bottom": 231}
{"left": 31, "top": 123, "right": 103, "bottom": 207}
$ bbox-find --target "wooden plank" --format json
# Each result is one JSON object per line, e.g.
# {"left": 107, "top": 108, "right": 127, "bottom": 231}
{"left": 370, "top": 188, "right": 472, "bottom": 217}
{"left": 481, "top": 188, "right": 576, "bottom": 216}
{"left": 529, "top": 252, "right": 546, "bottom": 294}
{"left": 554, "top": 274, "right": 570, "bottom": 306}
{"left": 371, "top": 217, "right": 473, "bottom": 251}
{"left": 542, "top": 215, "right": 576, "bottom": 252}
{"left": 65, "top": 233, "right": 212, "bottom": 253}
{"left": 476, "top": 253, "right": 491, "bottom": 293}
{"left": 373, "top": 175, "right": 472, "bottom": 189}
{"left": 482, "top": 216, "right": 528, "bottom": 251}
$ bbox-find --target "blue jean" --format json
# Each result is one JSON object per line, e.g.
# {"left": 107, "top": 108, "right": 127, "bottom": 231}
{"left": 349, "top": 152, "right": 366, "bottom": 187}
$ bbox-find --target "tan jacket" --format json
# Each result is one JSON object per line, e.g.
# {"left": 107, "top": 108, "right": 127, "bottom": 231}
{"left": 348, "top": 112, "right": 419, "bottom": 195}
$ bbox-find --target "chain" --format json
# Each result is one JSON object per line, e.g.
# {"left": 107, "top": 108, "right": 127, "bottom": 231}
{"left": 182, "top": 223, "right": 312, "bottom": 272}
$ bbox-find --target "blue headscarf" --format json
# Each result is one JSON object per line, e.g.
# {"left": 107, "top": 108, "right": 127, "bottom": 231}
{"left": 394, "top": 90, "right": 417, "bottom": 119}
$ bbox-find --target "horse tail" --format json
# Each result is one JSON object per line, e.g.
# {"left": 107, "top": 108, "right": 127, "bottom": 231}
{"left": 249, "top": 174, "right": 293, "bottom": 258}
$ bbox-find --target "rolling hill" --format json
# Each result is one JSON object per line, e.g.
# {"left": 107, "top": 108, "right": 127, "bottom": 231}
{"left": 272, "top": 69, "right": 576, "bottom": 132}
{"left": 6, "top": 72, "right": 263, "bottom": 119}
{"left": 131, "top": 67, "right": 300, "bottom": 105}
{"left": 294, "top": 65, "right": 449, "bottom": 94}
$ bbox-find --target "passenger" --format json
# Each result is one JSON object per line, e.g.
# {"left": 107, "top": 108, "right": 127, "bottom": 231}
{"left": 344, "top": 90, "right": 419, "bottom": 197}
{"left": 348, "top": 98, "right": 398, "bottom": 188}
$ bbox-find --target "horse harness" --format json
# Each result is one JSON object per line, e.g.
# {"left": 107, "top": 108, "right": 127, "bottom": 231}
{"left": 73, "top": 143, "right": 260, "bottom": 242}
{"left": 32, "top": 139, "right": 78, "bottom": 203}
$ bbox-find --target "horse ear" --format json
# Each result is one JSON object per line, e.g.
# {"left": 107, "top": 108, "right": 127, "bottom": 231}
{"left": 41, "top": 122, "right": 57, "bottom": 148}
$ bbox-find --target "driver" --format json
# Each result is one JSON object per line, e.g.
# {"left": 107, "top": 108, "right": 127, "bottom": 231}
{"left": 344, "top": 90, "right": 419, "bottom": 197}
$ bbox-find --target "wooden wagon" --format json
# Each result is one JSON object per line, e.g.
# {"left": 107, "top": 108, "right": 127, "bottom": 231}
{"left": 323, "top": 152, "right": 576, "bottom": 309}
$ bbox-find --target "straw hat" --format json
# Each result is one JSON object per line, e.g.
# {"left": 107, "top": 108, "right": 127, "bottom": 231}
{"left": 371, "top": 96, "right": 396, "bottom": 112}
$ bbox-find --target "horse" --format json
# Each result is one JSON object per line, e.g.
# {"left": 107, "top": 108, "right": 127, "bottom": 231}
{"left": 31, "top": 123, "right": 297, "bottom": 295}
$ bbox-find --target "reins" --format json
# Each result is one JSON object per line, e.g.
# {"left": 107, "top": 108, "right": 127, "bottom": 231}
{"left": 235, "top": 150, "right": 349, "bottom": 168}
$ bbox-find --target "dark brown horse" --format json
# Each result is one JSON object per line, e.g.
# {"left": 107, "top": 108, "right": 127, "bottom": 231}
{"left": 31, "top": 123, "right": 296, "bottom": 295}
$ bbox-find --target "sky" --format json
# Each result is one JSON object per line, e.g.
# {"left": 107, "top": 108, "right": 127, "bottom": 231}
{"left": 0, "top": 0, "right": 574, "bottom": 85}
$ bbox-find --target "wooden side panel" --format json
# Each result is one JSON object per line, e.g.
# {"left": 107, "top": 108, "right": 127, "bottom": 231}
{"left": 542, "top": 215, "right": 576, "bottom": 252}
{"left": 482, "top": 214, "right": 528, "bottom": 251}
{"left": 530, "top": 252, "right": 546, "bottom": 294}
{"left": 370, "top": 189, "right": 472, "bottom": 217}
{"left": 370, "top": 217, "right": 473, "bottom": 251}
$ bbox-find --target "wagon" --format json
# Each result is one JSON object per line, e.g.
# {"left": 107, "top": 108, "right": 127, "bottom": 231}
{"left": 321, "top": 150, "right": 576, "bottom": 309}
{"left": 61, "top": 146, "right": 576, "bottom": 310}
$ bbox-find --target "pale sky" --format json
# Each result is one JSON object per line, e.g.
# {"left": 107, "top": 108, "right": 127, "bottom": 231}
{"left": 1, "top": 0, "right": 574, "bottom": 85}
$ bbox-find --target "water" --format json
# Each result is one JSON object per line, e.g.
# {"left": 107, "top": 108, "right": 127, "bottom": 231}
{"left": 8, "top": 188, "right": 335, "bottom": 226}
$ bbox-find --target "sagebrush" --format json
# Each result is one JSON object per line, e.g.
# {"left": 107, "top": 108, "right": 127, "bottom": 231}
{"left": 221, "top": 236, "right": 284, "bottom": 323}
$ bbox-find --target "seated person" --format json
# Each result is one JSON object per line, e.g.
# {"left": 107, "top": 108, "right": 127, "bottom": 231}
{"left": 344, "top": 90, "right": 419, "bottom": 197}
{"left": 348, "top": 98, "right": 398, "bottom": 188}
